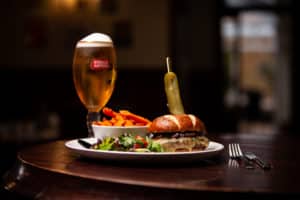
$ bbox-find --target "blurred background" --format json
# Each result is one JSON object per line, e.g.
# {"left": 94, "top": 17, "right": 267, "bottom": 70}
{"left": 0, "top": 0, "right": 300, "bottom": 190}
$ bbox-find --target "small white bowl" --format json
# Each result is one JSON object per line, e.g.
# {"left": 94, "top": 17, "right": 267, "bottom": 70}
{"left": 92, "top": 124, "right": 148, "bottom": 140}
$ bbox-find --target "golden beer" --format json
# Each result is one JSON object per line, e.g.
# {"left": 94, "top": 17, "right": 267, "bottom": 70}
{"left": 72, "top": 33, "right": 117, "bottom": 113}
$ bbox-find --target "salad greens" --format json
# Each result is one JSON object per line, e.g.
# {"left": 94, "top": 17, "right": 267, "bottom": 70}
{"left": 92, "top": 133, "right": 163, "bottom": 152}
{"left": 98, "top": 137, "right": 115, "bottom": 150}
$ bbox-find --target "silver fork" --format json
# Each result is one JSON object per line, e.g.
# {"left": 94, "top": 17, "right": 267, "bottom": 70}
{"left": 228, "top": 143, "right": 254, "bottom": 169}
{"left": 229, "top": 143, "right": 243, "bottom": 159}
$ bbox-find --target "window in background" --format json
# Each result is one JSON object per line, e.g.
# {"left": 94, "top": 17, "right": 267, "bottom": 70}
{"left": 222, "top": 8, "right": 290, "bottom": 134}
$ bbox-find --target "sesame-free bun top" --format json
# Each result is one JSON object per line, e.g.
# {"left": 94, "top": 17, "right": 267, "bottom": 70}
{"left": 148, "top": 114, "right": 206, "bottom": 134}
{"left": 76, "top": 33, "right": 113, "bottom": 48}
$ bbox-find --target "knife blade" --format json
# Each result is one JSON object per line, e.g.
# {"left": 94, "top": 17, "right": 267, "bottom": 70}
{"left": 244, "top": 152, "right": 271, "bottom": 170}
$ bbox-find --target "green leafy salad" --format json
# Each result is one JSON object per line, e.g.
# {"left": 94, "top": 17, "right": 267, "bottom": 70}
{"left": 92, "top": 134, "right": 163, "bottom": 152}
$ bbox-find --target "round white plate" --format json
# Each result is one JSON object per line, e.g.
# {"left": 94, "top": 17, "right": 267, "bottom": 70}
{"left": 65, "top": 138, "right": 224, "bottom": 163}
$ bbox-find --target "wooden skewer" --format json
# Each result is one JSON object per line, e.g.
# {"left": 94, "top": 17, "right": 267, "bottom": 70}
{"left": 166, "top": 57, "right": 172, "bottom": 73}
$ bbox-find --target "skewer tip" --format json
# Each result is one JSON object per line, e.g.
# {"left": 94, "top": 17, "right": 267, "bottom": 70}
{"left": 166, "top": 57, "right": 171, "bottom": 72}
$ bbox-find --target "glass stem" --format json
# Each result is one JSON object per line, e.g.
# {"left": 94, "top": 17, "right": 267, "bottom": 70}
{"left": 87, "top": 111, "right": 100, "bottom": 137}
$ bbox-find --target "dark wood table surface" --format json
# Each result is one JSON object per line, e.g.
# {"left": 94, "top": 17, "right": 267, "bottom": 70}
{"left": 2, "top": 133, "right": 300, "bottom": 199}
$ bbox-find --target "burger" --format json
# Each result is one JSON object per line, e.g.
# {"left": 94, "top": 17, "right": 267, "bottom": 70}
{"left": 148, "top": 114, "right": 209, "bottom": 152}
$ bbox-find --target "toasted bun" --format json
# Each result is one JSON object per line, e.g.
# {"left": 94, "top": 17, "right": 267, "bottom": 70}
{"left": 148, "top": 114, "right": 206, "bottom": 134}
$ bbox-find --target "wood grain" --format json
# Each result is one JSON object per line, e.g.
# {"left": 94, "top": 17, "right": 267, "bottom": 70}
{"left": 3, "top": 133, "right": 300, "bottom": 199}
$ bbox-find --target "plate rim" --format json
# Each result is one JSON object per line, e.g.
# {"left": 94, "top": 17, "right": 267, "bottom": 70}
{"left": 65, "top": 137, "right": 224, "bottom": 157}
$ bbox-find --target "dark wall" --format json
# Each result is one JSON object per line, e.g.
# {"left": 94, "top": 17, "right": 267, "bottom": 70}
{"left": 291, "top": 0, "right": 300, "bottom": 133}
{"left": 0, "top": 67, "right": 169, "bottom": 137}
{"left": 0, "top": 68, "right": 83, "bottom": 134}
{"left": 171, "top": 0, "right": 226, "bottom": 132}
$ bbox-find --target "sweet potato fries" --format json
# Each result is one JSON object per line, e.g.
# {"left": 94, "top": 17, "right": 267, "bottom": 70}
{"left": 94, "top": 107, "right": 151, "bottom": 126}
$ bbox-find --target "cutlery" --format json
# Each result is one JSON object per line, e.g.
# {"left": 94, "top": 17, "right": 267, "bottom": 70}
{"left": 228, "top": 143, "right": 255, "bottom": 169}
{"left": 78, "top": 139, "right": 93, "bottom": 149}
{"left": 244, "top": 152, "right": 271, "bottom": 170}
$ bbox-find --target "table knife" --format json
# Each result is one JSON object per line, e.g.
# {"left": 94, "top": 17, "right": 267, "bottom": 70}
{"left": 244, "top": 152, "right": 271, "bottom": 170}
{"left": 78, "top": 139, "right": 93, "bottom": 149}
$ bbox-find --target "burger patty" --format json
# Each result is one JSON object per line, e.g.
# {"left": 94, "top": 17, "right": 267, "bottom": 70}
{"left": 148, "top": 131, "right": 205, "bottom": 139}
{"left": 154, "top": 136, "right": 209, "bottom": 152}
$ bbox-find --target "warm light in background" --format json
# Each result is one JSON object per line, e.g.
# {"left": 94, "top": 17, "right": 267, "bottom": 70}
{"left": 48, "top": 0, "right": 77, "bottom": 11}
{"left": 46, "top": 0, "right": 101, "bottom": 13}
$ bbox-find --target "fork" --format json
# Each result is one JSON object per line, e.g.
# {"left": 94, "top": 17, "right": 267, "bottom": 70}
{"left": 228, "top": 143, "right": 254, "bottom": 169}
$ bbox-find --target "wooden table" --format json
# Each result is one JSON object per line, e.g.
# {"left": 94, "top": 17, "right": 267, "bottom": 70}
{"left": 2, "top": 133, "right": 300, "bottom": 199}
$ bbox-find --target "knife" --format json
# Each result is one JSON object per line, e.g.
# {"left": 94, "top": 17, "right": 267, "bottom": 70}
{"left": 78, "top": 139, "right": 93, "bottom": 149}
{"left": 244, "top": 152, "right": 271, "bottom": 170}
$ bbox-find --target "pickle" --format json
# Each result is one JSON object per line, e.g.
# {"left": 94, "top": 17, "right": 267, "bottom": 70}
{"left": 164, "top": 57, "right": 185, "bottom": 114}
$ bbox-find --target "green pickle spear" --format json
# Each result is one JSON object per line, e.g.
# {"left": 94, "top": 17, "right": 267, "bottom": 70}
{"left": 164, "top": 57, "right": 185, "bottom": 114}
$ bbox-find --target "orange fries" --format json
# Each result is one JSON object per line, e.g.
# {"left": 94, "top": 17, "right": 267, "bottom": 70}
{"left": 93, "top": 107, "right": 151, "bottom": 126}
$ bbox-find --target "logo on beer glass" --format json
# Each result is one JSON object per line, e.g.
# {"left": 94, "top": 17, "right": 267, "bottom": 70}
{"left": 90, "top": 59, "right": 110, "bottom": 71}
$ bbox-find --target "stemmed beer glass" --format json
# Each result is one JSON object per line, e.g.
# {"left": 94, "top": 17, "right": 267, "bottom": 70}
{"left": 72, "top": 33, "right": 117, "bottom": 136}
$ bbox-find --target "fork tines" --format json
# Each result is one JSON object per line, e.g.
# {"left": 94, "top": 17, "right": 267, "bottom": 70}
{"left": 228, "top": 143, "right": 256, "bottom": 169}
{"left": 229, "top": 143, "right": 243, "bottom": 159}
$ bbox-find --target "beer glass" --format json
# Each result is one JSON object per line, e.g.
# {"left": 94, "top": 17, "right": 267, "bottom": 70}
{"left": 72, "top": 33, "right": 117, "bottom": 136}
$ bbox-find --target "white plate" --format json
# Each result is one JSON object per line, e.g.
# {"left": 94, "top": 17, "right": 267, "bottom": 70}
{"left": 65, "top": 138, "right": 224, "bottom": 163}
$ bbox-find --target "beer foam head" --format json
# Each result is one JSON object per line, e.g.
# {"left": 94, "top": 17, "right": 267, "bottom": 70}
{"left": 76, "top": 33, "right": 113, "bottom": 48}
